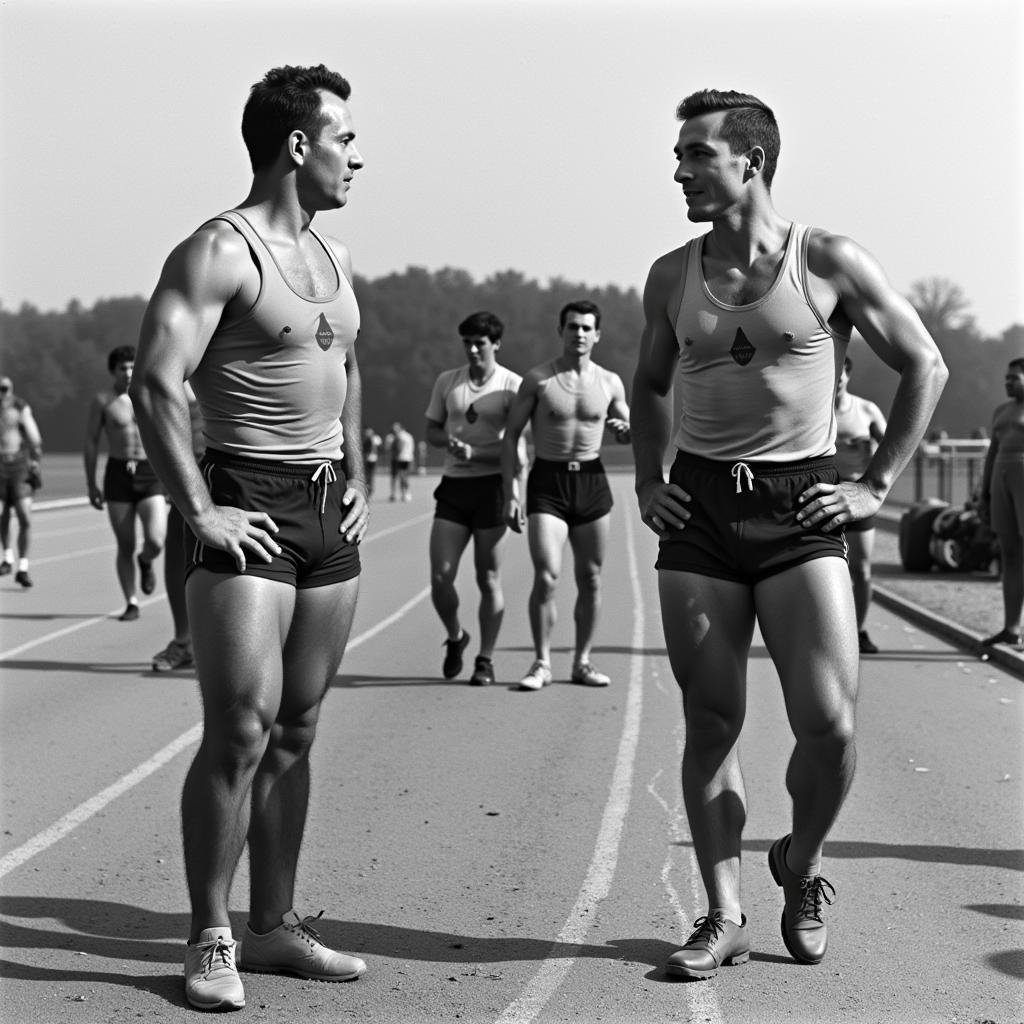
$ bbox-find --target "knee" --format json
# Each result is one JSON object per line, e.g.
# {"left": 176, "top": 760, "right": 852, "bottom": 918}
{"left": 848, "top": 560, "right": 871, "bottom": 586}
{"left": 269, "top": 710, "right": 320, "bottom": 763}
{"left": 532, "top": 568, "right": 559, "bottom": 601}
{"left": 203, "top": 705, "right": 271, "bottom": 776}
{"left": 575, "top": 566, "right": 602, "bottom": 600}
{"left": 682, "top": 700, "right": 744, "bottom": 762}
{"left": 431, "top": 562, "right": 458, "bottom": 590}
{"left": 795, "top": 709, "right": 856, "bottom": 764}
{"left": 475, "top": 566, "right": 500, "bottom": 595}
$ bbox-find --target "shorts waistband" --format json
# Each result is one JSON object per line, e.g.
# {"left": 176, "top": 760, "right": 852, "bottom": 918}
{"left": 0, "top": 451, "right": 28, "bottom": 463}
{"left": 203, "top": 448, "right": 344, "bottom": 479}
{"left": 672, "top": 451, "right": 836, "bottom": 478}
{"left": 533, "top": 457, "right": 604, "bottom": 474}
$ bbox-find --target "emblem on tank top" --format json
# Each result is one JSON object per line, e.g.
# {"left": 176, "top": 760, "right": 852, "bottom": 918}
{"left": 466, "top": 402, "right": 478, "bottom": 424}
{"left": 730, "top": 327, "right": 756, "bottom": 366}
{"left": 315, "top": 313, "right": 335, "bottom": 352}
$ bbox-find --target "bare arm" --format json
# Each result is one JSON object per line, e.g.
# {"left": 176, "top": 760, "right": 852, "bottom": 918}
{"left": 131, "top": 224, "right": 281, "bottom": 571}
{"left": 337, "top": 347, "right": 369, "bottom": 543}
{"left": 83, "top": 395, "right": 106, "bottom": 509}
{"left": 604, "top": 372, "right": 632, "bottom": 444}
{"left": 978, "top": 406, "right": 1003, "bottom": 522}
{"left": 631, "top": 251, "right": 691, "bottom": 536}
{"left": 501, "top": 374, "right": 539, "bottom": 533}
{"left": 797, "top": 232, "right": 948, "bottom": 530}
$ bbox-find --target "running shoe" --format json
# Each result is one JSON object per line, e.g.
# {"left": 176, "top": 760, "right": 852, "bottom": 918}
{"left": 665, "top": 912, "right": 749, "bottom": 980}
{"left": 442, "top": 630, "right": 470, "bottom": 679}
{"left": 518, "top": 660, "right": 551, "bottom": 691}
{"left": 982, "top": 628, "right": 1023, "bottom": 647}
{"left": 238, "top": 909, "right": 366, "bottom": 981}
{"left": 14, "top": 569, "right": 32, "bottom": 588}
{"left": 571, "top": 660, "right": 610, "bottom": 687}
{"left": 184, "top": 928, "right": 245, "bottom": 1011}
{"left": 469, "top": 655, "right": 495, "bottom": 686}
{"left": 119, "top": 603, "right": 140, "bottom": 622}
{"left": 152, "top": 640, "right": 194, "bottom": 672}
{"left": 768, "top": 833, "right": 836, "bottom": 965}
{"left": 857, "top": 630, "right": 879, "bottom": 655}
{"left": 0, "top": 561, "right": 11, "bottom": 576}
{"left": 138, "top": 555, "right": 156, "bottom": 595}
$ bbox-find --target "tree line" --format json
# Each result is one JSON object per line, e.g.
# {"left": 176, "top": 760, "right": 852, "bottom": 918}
{"left": 1, "top": 270, "right": 1020, "bottom": 453}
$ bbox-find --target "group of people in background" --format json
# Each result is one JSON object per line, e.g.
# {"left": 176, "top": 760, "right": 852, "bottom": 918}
{"left": 9, "top": 61, "right": 1024, "bottom": 1013}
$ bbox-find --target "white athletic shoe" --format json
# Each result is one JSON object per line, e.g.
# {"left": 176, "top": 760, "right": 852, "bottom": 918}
{"left": 518, "top": 660, "right": 552, "bottom": 691}
{"left": 184, "top": 928, "right": 245, "bottom": 1011}
{"left": 238, "top": 909, "right": 366, "bottom": 981}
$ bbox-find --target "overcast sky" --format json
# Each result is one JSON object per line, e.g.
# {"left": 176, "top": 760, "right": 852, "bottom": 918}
{"left": 1, "top": 0, "right": 1021, "bottom": 335}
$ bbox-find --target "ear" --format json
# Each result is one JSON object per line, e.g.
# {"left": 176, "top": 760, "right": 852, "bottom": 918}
{"left": 745, "top": 146, "right": 765, "bottom": 182}
{"left": 287, "top": 130, "right": 309, "bottom": 166}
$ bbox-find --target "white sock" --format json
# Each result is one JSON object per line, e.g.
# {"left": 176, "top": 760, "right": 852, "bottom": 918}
{"left": 18, "top": 558, "right": 28, "bottom": 572}
{"left": 3, "top": 549, "right": 13, "bottom": 564}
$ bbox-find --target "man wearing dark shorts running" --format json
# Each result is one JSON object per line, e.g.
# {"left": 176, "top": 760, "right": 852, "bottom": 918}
{"left": 84, "top": 346, "right": 167, "bottom": 621}
{"left": 631, "top": 89, "right": 946, "bottom": 979}
{"left": 425, "top": 311, "right": 523, "bottom": 685}
{"left": 132, "top": 64, "right": 370, "bottom": 1011}
{"left": 834, "top": 356, "right": 887, "bottom": 654}
{"left": 978, "top": 358, "right": 1024, "bottom": 647}
{"left": 502, "top": 300, "right": 631, "bottom": 691}
{"left": 0, "top": 376, "right": 43, "bottom": 587}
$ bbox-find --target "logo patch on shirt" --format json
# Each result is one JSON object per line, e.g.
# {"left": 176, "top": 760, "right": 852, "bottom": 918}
{"left": 315, "top": 314, "right": 335, "bottom": 352}
{"left": 466, "top": 402, "right": 478, "bottom": 424}
{"left": 683, "top": 336, "right": 695, "bottom": 347}
{"left": 730, "top": 327, "right": 755, "bottom": 366}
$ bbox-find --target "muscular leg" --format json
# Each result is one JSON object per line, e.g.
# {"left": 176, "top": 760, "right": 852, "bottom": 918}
{"left": 181, "top": 572, "right": 295, "bottom": 942}
{"left": 527, "top": 513, "right": 569, "bottom": 663}
{"left": 14, "top": 496, "right": 31, "bottom": 559}
{"left": 429, "top": 518, "right": 472, "bottom": 641}
{"left": 472, "top": 524, "right": 508, "bottom": 659}
{"left": 137, "top": 494, "right": 167, "bottom": 564}
{"left": 567, "top": 514, "right": 609, "bottom": 663}
{"left": 845, "top": 528, "right": 875, "bottom": 632}
{"left": 659, "top": 570, "right": 754, "bottom": 922}
{"left": 247, "top": 576, "right": 360, "bottom": 931}
{"left": 106, "top": 500, "right": 139, "bottom": 602}
{"left": 755, "top": 557, "right": 859, "bottom": 874}
{"left": 995, "top": 527, "right": 1024, "bottom": 634}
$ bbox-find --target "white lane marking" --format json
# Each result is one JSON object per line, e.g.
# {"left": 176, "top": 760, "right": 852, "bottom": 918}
{"left": 495, "top": 508, "right": 645, "bottom": 1024}
{"left": 0, "top": 513, "right": 434, "bottom": 662}
{"left": 0, "top": 517, "right": 434, "bottom": 879}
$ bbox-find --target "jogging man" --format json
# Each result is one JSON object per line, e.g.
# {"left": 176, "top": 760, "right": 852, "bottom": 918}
{"left": 0, "top": 376, "right": 43, "bottom": 587}
{"left": 131, "top": 64, "right": 369, "bottom": 1011}
{"left": 362, "top": 426, "right": 382, "bottom": 499}
{"left": 386, "top": 421, "right": 415, "bottom": 501}
{"left": 425, "top": 310, "right": 523, "bottom": 685}
{"left": 502, "top": 299, "right": 631, "bottom": 691}
{"left": 834, "top": 356, "right": 887, "bottom": 654}
{"left": 631, "top": 89, "right": 946, "bottom": 978}
{"left": 84, "top": 346, "right": 168, "bottom": 621}
{"left": 978, "top": 358, "right": 1024, "bottom": 647}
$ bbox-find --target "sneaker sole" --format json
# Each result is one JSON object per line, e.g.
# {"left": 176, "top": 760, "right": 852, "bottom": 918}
{"left": 186, "top": 993, "right": 246, "bottom": 1011}
{"left": 665, "top": 950, "right": 749, "bottom": 980}
{"left": 238, "top": 963, "right": 364, "bottom": 982}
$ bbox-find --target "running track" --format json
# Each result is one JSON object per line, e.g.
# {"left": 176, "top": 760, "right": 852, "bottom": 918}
{"left": 1, "top": 473, "right": 1022, "bottom": 1023}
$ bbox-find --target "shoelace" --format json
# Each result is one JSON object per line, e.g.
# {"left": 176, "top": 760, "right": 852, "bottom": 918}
{"left": 798, "top": 875, "right": 836, "bottom": 922}
{"left": 686, "top": 914, "right": 726, "bottom": 947}
{"left": 288, "top": 910, "right": 327, "bottom": 947}
{"left": 199, "top": 936, "right": 235, "bottom": 975}
{"left": 731, "top": 462, "right": 754, "bottom": 493}
{"left": 311, "top": 462, "right": 337, "bottom": 515}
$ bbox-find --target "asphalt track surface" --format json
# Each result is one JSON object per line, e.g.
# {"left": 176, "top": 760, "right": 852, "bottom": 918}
{"left": 1, "top": 472, "right": 1022, "bottom": 1024}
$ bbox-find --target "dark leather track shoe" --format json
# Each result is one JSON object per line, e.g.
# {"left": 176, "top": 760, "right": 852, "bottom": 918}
{"left": 665, "top": 912, "right": 749, "bottom": 980}
{"left": 768, "top": 834, "right": 836, "bottom": 965}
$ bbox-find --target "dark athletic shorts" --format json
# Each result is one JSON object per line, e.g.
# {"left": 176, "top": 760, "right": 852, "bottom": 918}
{"left": 526, "top": 457, "right": 613, "bottom": 526}
{"left": 1, "top": 453, "right": 32, "bottom": 503}
{"left": 103, "top": 458, "right": 164, "bottom": 504}
{"left": 433, "top": 474, "right": 505, "bottom": 531}
{"left": 656, "top": 451, "right": 848, "bottom": 583}
{"left": 843, "top": 513, "right": 877, "bottom": 534}
{"left": 185, "top": 449, "right": 361, "bottom": 589}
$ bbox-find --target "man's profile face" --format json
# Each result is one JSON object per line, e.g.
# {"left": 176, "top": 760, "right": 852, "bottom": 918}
{"left": 301, "top": 91, "right": 364, "bottom": 211}
{"left": 112, "top": 360, "right": 133, "bottom": 390}
{"left": 0, "top": 378, "right": 12, "bottom": 403}
{"left": 1004, "top": 365, "right": 1024, "bottom": 398}
{"left": 673, "top": 111, "right": 750, "bottom": 223}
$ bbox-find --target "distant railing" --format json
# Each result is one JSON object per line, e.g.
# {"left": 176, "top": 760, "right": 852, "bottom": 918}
{"left": 907, "top": 438, "right": 989, "bottom": 507}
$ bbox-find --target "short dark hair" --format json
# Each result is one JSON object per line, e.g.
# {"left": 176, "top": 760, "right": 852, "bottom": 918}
{"left": 559, "top": 300, "right": 601, "bottom": 330}
{"left": 458, "top": 310, "right": 504, "bottom": 342}
{"left": 242, "top": 64, "right": 352, "bottom": 172}
{"left": 1008, "top": 358, "right": 1024, "bottom": 373}
{"left": 843, "top": 356, "right": 853, "bottom": 373}
{"left": 676, "top": 89, "right": 780, "bottom": 189}
{"left": 108, "top": 345, "right": 135, "bottom": 372}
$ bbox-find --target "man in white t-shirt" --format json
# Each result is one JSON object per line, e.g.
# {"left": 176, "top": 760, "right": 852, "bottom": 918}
{"left": 425, "top": 311, "right": 524, "bottom": 684}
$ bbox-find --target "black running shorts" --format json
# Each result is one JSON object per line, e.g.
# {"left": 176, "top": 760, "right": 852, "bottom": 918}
{"left": 103, "top": 458, "right": 165, "bottom": 504}
{"left": 185, "top": 449, "right": 361, "bottom": 589}
{"left": 1, "top": 453, "right": 32, "bottom": 503}
{"left": 433, "top": 474, "right": 506, "bottom": 531}
{"left": 656, "top": 451, "right": 848, "bottom": 583}
{"left": 526, "top": 458, "right": 613, "bottom": 526}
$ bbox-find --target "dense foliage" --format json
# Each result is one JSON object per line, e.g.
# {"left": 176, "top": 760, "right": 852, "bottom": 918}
{"left": 1, "top": 270, "right": 1020, "bottom": 452}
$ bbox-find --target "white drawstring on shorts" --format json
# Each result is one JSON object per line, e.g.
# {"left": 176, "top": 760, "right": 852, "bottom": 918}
{"left": 311, "top": 461, "right": 337, "bottom": 514}
{"left": 731, "top": 462, "right": 754, "bottom": 493}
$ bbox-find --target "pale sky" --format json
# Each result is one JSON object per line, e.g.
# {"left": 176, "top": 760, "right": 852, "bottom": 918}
{"left": 2, "top": 0, "right": 1022, "bottom": 335}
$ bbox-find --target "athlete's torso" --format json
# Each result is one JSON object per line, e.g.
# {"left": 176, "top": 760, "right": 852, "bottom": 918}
{"left": 428, "top": 365, "right": 523, "bottom": 477}
{"left": 0, "top": 398, "right": 28, "bottom": 457}
{"left": 98, "top": 391, "right": 147, "bottom": 460}
{"left": 993, "top": 401, "right": 1024, "bottom": 463}
{"left": 672, "top": 223, "right": 848, "bottom": 462}
{"left": 189, "top": 210, "right": 360, "bottom": 463}
{"left": 532, "top": 359, "right": 615, "bottom": 461}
